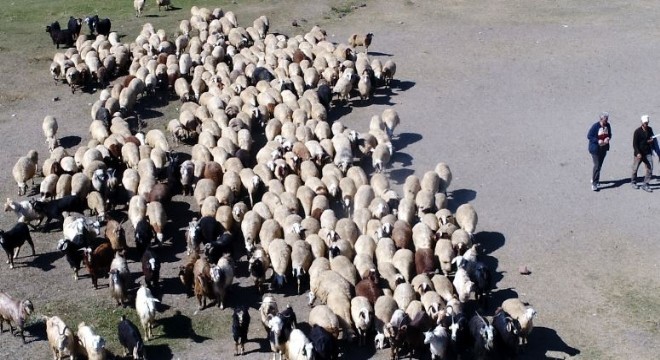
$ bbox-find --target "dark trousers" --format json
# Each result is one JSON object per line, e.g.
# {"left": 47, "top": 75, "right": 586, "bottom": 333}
{"left": 591, "top": 149, "right": 607, "bottom": 184}
{"left": 632, "top": 153, "right": 653, "bottom": 184}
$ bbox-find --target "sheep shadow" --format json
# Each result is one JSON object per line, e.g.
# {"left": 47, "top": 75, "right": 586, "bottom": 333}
{"left": 158, "top": 276, "right": 189, "bottom": 298}
{"left": 27, "top": 250, "right": 60, "bottom": 271}
{"left": 366, "top": 51, "right": 393, "bottom": 57}
{"left": 58, "top": 135, "right": 81, "bottom": 149}
{"left": 159, "top": 310, "right": 211, "bottom": 343}
{"left": 391, "top": 151, "right": 413, "bottom": 167}
{"left": 388, "top": 167, "right": 415, "bottom": 185}
{"left": 521, "top": 327, "right": 580, "bottom": 359}
{"left": 474, "top": 231, "right": 505, "bottom": 255}
{"left": 145, "top": 344, "right": 174, "bottom": 360}
{"left": 393, "top": 79, "right": 415, "bottom": 91}
{"left": 488, "top": 288, "right": 520, "bottom": 311}
{"left": 393, "top": 132, "right": 423, "bottom": 151}
{"left": 447, "top": 188, "right": 477, "bottom": 211}
{"left": 328, "top": 103, "right": 354, "bottom": 122}
{"left": 23, "top": 318, "right": 47, "bottom": 344}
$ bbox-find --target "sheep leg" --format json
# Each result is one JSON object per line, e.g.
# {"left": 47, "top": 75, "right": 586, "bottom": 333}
{"left": 13, "top": 245, "right": 21, "bottom": 259}
{"left": 234, "top": 341, "right": 239, "bottom": 356}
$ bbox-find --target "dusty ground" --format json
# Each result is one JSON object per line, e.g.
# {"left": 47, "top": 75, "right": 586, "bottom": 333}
{"left": 0, "top": 0, "right": 659, "bottom": 359}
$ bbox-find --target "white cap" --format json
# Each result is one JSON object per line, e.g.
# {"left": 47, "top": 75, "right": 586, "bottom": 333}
{"left": 641, "top": 115, "right": 650, "bottom": 123}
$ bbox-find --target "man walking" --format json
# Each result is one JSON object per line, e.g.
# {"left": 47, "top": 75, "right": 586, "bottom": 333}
{"left": 631, "top": 115, "right": 654, "bottom": 192}
{"left": 587, "top": 112, "right": 611, "bottom": 191}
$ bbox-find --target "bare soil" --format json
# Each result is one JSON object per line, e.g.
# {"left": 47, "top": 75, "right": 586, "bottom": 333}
{"left": 0, "top": 1, "right": 658, "bottom": 359}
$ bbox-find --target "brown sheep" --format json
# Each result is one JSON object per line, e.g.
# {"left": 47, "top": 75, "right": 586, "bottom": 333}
{"left": 348, "top": 33, "right": 374, "bottom": 53}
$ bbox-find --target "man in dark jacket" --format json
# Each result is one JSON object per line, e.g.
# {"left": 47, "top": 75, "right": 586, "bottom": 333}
{"left": 587, "top": 112, "right": 611, "bottom": 191}
{"left": 631, "top": 115, "right": 654, "bottom": 192}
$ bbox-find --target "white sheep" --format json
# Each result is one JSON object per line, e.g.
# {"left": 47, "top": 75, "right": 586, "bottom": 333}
{"left": 56, "top": 174, "right": 72, "bottom": 199}
{"left": 269, "top": 238, "right": 292, "bottom": 289}
{"left": 452, "top": 259, "right": 475, "bottom": 303}
{"left": 46, "top": 315, "right": 75, "bottom": 360}
{"left": 38, "top": 174, "right": 58, "bottom": 201}
{"left": 326, "top": 292, "right": 355, "bottom": 340}
{"left": 374, "top": 294, "right": 398, "bottom": 349}
{"left": 146, "top": 201, "right": 167, "bottom": 243}
{"left": 308, "top": 269, "right": 352, "bottom": 307}
{"left": 392, "top": 249, "right": 415, "bottom": 283}
{"left": 291, "top": 240, "right": 313, "bottom": 294}
{"left": 431, "top": 274, "right": 455, "bottom": 303}
{"left": 393, "top": 282, "right": 416, "bottom": 311}
{"left": 42, "top": 116, "right": 59, "bottom": 152}
{"left": 134, "top": 0, "right": 145, "bottom": 17}
{"left": 128, "top": 195, "right": 147, "bottom": 230}
{"left": 435, "top": 162, "right": 453, "bottom": 193}
{"left": 502, "top": 298, "right": 537, "bottom": 345}
{"left": 241, "top": 210, "right": 263, "bottom": 253}
{"left": 330, "top": 255, "right": 359, "bottom": 286}
{"left": 71, "top": 173, "right": 91, "bottom": 199}
{"left": 135, "top": 285, "right": 159, "bottom": 340}
{"left": 372, "top": 143, "right": 393, "bottom": 173}
{"left": 12, "top": 152, "right": 38, "bottom": 196}
{"left": 381, "top": 108, "right": 400, "bottom": 139}
{"left": 308, "top": 304, "right": 340, "bottom": 339}
{"left": 351, "top": 296, "right": 373, "bottom": 346}
{"left": 455, "top": 203, "right": 478, "bottom": 237}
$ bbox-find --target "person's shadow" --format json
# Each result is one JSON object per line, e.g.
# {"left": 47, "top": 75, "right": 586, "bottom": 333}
{"left": 597, "top": 178, "right": 630, "bottom": 190}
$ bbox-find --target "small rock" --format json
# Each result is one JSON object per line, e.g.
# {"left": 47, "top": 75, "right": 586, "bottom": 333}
{"left": 292, "top": 20, "right": 298, "bottom": 27}
{"left": 53, "top": 97, "right": 59, "bottom": 102}
{"left": 518, "top": 265, "right": 531, "bottom": 275}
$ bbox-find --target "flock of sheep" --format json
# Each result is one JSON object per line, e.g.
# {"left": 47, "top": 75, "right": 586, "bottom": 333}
{"left": 0, "top": 4, "right": 538, "bottom": 360}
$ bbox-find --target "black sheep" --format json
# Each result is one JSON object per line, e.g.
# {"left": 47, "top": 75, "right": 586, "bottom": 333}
{"left": 57, "top": 234, "right": 88, "bottom": 280}
{"left": 32, "top": 195, "right": 84, "bottom": 230}
{"left": 45, "top": 21, "right": 74, "bottom": 49}
{"left": 310, "top": 324, "right": 338, "bottom": 360}
{"left": 117, "top": 315, "right": 145, "bottom": 359}
{"left": 198, "top": 216, "right": 223, "bottom": 244}
{"left": 67, "top": 17, "right": 82, "bottom": 40}
{"left": 84, "top": 15, "right": 111, "bottom": 37}
{"left": 141, "top": 249, "right": 160, "bottom": 290}
{"left": 0, "top": 223, "right": 35, "bottom": 269}
{"left": 231, "top": 306, "right": 250, "bottom": 356}
{"left": 250, "top": 67, "right": 275, "bottom": 85}
{"left": 134, "top": 218, "right": 154, "bottom": 257}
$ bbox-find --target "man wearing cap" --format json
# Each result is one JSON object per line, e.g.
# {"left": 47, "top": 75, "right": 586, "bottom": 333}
{"left": 587, "top": 112, "right": 611, "bottom": 191}
{"left": 631, "top": 115, "right": 655, "bottom": 192}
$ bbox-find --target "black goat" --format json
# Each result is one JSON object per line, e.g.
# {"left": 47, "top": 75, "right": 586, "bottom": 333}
{"left": 45, "top": 21, "right": 74, "bottom": 49}
{"left": 67, "top": 17, "right": 82, "bottom": 40}
{"left": 204, "top": 233, "right": 233, "bottom": 264}
{"left": 141, "top": 249, "right": 160, "bottom": 290}
{"left": 134, "top": 218, "right": 154, "bottom": 257}
{"left": 231, "top": 306, "right": 250, "bottom": 356}
{"left": 493, "top": 307, "right": 520, "bottom": 358}
{"left": 117, "top": 315, "right": 144, "bottom": 359}
{"left": 57, "top": 234, "right": 88, "bottom": 280}
{"left": 310, "top": 324, "right": 338, "bottom": 360}
{"left": 0, "top": 223, "right": 35, "bottom": 269}
{"left": 32, "top": 195, "right": 84, "bottom": 231}
{"left": 198, "top": 216, "right": 224, "bottom": 244}
{"left": 84, "top": 15, "right": 111, "bottom": 36}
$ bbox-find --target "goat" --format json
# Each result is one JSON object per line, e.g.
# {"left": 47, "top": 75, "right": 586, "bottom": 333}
{"left": 0, "top": 222, "right": 35, "bottom": 269}
{"left": 4, "top": 198, "right": 43, "bottom": 228}
{"left": 82, "top": 242, "right": 114, "bottom": 288}
{"left": 141, "top": 249, "right": 160, "bottom": 290}
{"left": 118, "top": 315, "right": 144, "bottom": 359}
{"left": 232, "top": 305, "right": 250, "bottom": 356}
{"left": 0, "top": 292, "right": 34, "bottom": 343}
{"left": 46, "top": 21, "right": 74, "bottom": 49}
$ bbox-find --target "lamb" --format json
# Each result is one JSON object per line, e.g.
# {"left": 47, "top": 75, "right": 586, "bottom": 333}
{"left": 350, "top": 296, "right": 373, "bottom": 346}
{"left": 0, "top": 292, "right": 34, "bottom": 343}
{"left": 4, "top": 198, "right": 43, "bottom": 228}
{"left": 210, "top": 254, "right": 234, "bottom": 309}
{"left": 13, "top": 152, "right": 39, "bottom": 196}
{"left": 77, "top": 322, "right": 107, "bottom": 360}
{"left": 501, "top": 298, "right": 537, "bottom": 346}
{"left": 135, "top": 284, "right": 159, "bottom": 340}
{"left": 232, "top": 305, "right": 251, "bottom": 356}
{"left": 82, "top": 242, "right": 113, "bottom": 288}
{"left": 308, "top": 305, "right": 340, "bottom": 339}
{"left": 348, "top": 33, "right": 374, "bottom": 53}
{"left": 117, "top": 315, "right": 144, "bottom": 359}
{"left": 46, "top": 315, "right": 76, "bottom": 360}
{"left": 43, "top": 115, "right": 59, "bottom": 152}
{"left": 0, "top": 223, "right": 35, "bottom": 269}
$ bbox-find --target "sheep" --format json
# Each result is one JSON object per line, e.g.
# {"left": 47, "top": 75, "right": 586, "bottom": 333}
{"left": 134, "top": 0, "right": 145, "bottom": 17}
{"left": 431, "top": 274, "right": 455, "bottom": 304}
{"left": 0, "top": 292, "right": 34, "bottom": 343}
{"left": 392, "top": 248, "right": 415, "bottom": 283}
{"left": 241, "top": 210, "right": 263, "bottom": 253}
{"left": 86, "top": 191, "right": 106, "bottom": 221}
{"left": 373, "top": 294, "right": 398, "bottom": 349}
{"left": 350, "top": 296, "right": 373, "bottom": 346}
{"left": 455, "top": 203, "right": 478, "bottom": 237}
{"left": 435, "top": 238, "right": 455, "bottom": 275}
{"left": 411, "top": 273, "right": 435, "bottom": 297}
{"left": 415, "top": 247, "right": 438, "bottom": 276}
{"left": 77, "top": 322, "right": 106, "bottom": 360}
{"left": 269, "top": 238, "right": 292, "bottom": 289}
{"left": 157, "top": 0, "right": 172, "bottom": 11}
{"left": 128, "top": 195, "right": 148, "bottom": 230}
{"left": 492, "top": 307, "right": 520, "bottom": 357}
{"left": 146, "top": 201, "right": 167, "bottom": 243}
{"left": 381, "top": 59, "right": 396, "bottom": 87}
{"left": 82, "top": 242, "right": 113, "bottom": 288}
{"left": 4, "top": 198, "right": 43, "bottom": 227}
{"left": 372, "top": 143, "right": 392, "bottom": 173}
{"left": 308, "top": 269, "right": 353, "bottom": 307}
{"left": 13, "top": 152, "right": 38, "bottom": 196}
{"left": 348, "top": 32, "right": 373, "bottom": 53}
{"left": 330, "top": 255, "right": 359, "bottom": 286}
{"left": 309, "top": 305, "right": 340, "bottom": 339}
{"left": 393, "top": 282, "right": 416, "bottom": 311}
{"left": 46, "top": 315, "right": 75, "bottom": 360}
{"left": 43, "top": 116, "right": 59, "bottom": 152}
{"left": 291, "top": 240, "right": 314, "bottom": 294}
{"left": 46, "top": 22, "right": 74, "bottom": 49}
{"left": 232, "top": 305, "right": 251, "bottom": 356}
{"left": 135, "top": 285, "right": 159, "bottom": 340}
{"left": 355, "top": 269, "right": 383, "bottom": 305}
{"left": 193, "top": 257, "right": 213, "bottom": 310}
{"left": 501, "top": 298, "right": 537, "bottom": 346}
{"left": 210, "top": 254, "right": 234, "bottom": 309}
{"left": 0, "top": 223, "right": 35, "bottom": 269}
